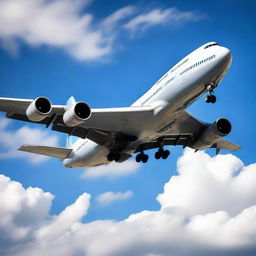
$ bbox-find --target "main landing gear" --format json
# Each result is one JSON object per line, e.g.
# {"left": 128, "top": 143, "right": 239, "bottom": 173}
{"left": 205, "top": 82, "right": 217, "bottom": 104}
{"left": 136, "top": 152, "right": 149, "bottom": 163}
{"left": 107, "top": 151, "right": 121, "bottom": 162}
{"left": 135, "top": 147, "right": 170, "bottom": 163}
{"left": 155, "top": 148, "right": 170, "bottom": 160}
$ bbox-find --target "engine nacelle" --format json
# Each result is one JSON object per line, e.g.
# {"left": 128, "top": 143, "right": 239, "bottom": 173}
{"left": 26, "top": 97, "right": 52, "bottom": 122}
{"left": 191, "top": 118, "right": 232, "bottom": 150}
{"left": 63, "top": 102, "right": 91, "bottom": 127}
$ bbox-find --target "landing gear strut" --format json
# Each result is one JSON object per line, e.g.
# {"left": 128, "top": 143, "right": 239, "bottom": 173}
{"left": 205, "top": 82, "right": 217, "bottom": 104}
{"left": 136, "top": 151, "right": 148, "bottom": 163}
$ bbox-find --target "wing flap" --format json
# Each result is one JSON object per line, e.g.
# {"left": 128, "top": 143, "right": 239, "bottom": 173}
{"left": 80, "top": 106, "right": 155, "bottom": 133}
{"left": 18, "top": 145, "right": 72, "bottom": 159}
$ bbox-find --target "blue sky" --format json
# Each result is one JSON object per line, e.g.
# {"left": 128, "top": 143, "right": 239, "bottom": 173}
{"left": 0, "top": 0, "right": 256, "bottom": 255}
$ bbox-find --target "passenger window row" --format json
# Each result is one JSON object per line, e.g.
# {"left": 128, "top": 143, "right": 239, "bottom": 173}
{"left": 180, "top": 55, "right": 216, "bottom": 75}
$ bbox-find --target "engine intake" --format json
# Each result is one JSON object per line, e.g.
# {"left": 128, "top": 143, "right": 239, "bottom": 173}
{"left": 191, "top": 118, "right": 232, "bottom": 150}
{"left": 26, "top": 97, "right": 52, "bottom": 122}
{"left": 63, "top": 102, "right": 91, "bottom": 127}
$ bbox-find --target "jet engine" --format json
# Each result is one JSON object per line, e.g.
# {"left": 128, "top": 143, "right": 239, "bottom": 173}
{"left": 63, "top": 102, "right": 91, "bottom": 127}
{"left": 191, "top": 118, "right": 232, "bottom": 150}
{"left": 26, "top": 97, "right": 52, "bottom": 122}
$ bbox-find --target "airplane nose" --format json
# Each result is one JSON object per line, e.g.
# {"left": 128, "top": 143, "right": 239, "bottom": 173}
{"left": 222, "top": 47, "right": 232, "bottom": 62}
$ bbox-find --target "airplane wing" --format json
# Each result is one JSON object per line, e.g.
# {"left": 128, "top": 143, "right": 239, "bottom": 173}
{"left": 0, "top": 97, "right": 154, "bottom": 146}
{"left": 0, "top": 97, "right": 65, "bottom": 115}
{"left": 0, "top": 97, "right": 240, "bottom": 153}
{"left": 135, "top": 111, "right": 240, "bottom": 153}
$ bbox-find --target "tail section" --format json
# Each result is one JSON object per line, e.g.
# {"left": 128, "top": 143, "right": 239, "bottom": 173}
{"left": 66, "top": 96, "right": 80, "bottom": 148}
{"left": 18, "top": 145, "right": 72, "bottom": 159}
{"left": 214, "top": 139, "right": 241, "bottom": 154}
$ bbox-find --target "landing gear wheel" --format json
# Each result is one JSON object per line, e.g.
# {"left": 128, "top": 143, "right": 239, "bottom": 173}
{"left": 142, "top": 154, "right": 148, "bottom": 163}
{"left": 162, "top": 150, "right": 170, "bottom": 159}
{"left": 205, "top": 95, "right": 211, "bottom": 103}
{"left": 210, "top": 95, "right": 216, "bottom": 103}
{"left": 107, "top": 151, "right": 121, "bottom": 162}
{"left": 136, "top": 153, "right": 148, "bottom": 163}
{"left": 205, "top": 95, "right": 217, "bottom": 103}
{"left": 114, "top": 153, "right": 121, "bottom": 162}
{"left": 107, "top": 152, "right": 114, "bottom": 161}
{"left": 155, "top": 151, "right": 162, "bottom": 160}
{"left": 136, "top": 154, "right": 142, "bottom": 163}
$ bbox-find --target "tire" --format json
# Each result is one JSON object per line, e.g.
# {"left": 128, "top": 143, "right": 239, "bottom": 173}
{"left": 114, "top": 153, "right": 121, "bottom": 162}
{"left": 107, "top": 153, "right": 114, "bottom": 161}
{"left": 162, "top": 150, "right": 170, "bottom": 159}
{"left": 136, "top": 154, "right": 142, "bottom": 162}
{"left": 210, "top": 95, "right": 216, "bottom": 103}
{"left": 142, "top": 154, "right": 148, "bottom": 163}
{"left": 205, "top": 95, "right": 211, "bottom": 103}
{"left": 155, "top": 151, "right": 161, "bottom": 159}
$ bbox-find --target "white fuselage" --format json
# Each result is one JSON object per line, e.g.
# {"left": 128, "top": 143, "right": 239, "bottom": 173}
{"left": 63, "top": 42, "right": 232, "bottom": 168}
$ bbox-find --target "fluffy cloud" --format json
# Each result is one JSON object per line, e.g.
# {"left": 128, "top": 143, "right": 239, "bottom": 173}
{"left": 1, "top": 149, "right": 256, "bottom": 256}
{"left": 0, "top": 117, "right": 59, "bottom": 163}
{"left": 96, "top": 190, "right": 133, "bottom": 206}
{"left": 0, "top": 0, "right": 203, "bottom": 61}
{"left": 81, "top": 160, "right": 140, "bottom": 179}
{"left": 124, "top": 7, "right": 203, "bottom": 35}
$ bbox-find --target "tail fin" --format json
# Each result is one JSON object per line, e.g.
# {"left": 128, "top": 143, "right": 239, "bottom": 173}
{"left": 66, "top": 96, "right": 79, "bottom": 148}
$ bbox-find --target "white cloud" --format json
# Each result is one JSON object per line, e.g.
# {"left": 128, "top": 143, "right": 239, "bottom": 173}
{"left": 0, "top": 175, "right": 53, "bottom": 247}
{"left": 0, "top": 117, "right": 59, "bottom": 163}
{"left": 96, "top": 190, "right": 133, "bottom": 206}
{"left": 124, "top": 8, "right": 203, "bottom": 35}
{"left": 2, "top": 150, "right": 256, "bottom": 255}
{"left": 157, "top": 150, "right": 256, "bottom": 216}
{"left": 0, "top": 0, "right": 203, "bottom": 61}
{"left": 81, "top": 160, "right": 140, "bottom": 179}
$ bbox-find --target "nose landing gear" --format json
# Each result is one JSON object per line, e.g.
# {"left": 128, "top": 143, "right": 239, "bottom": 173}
{"left": 205, "top": 82, "right": 217, "bottom": 104}
{"left": 205, "top": 94, "right": 216, "bottom": 103}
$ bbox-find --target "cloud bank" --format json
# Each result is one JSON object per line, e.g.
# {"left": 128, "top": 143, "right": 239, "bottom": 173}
{"left": 1, "top": 149, "right": 256, "bottom": 256}
{"left": 81, "top": 159, "right": 140, "bottom": 179}
{"left": 0, "top": 0, "right": 203, "bottom": 61}
{"left": 0, "top": 117, "right": 59, "bottom": 163}
{"left": 96, "top": 190, "right": 133, "bottom": 206}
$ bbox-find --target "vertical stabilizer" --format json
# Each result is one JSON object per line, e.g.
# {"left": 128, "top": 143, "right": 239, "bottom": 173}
{"left": 66, "top": 96, "right": 79, "bottom": 148}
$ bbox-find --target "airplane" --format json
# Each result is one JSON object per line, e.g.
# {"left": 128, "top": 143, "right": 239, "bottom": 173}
{"left": 0, "top": 42, "right": 240, "bottom": 168}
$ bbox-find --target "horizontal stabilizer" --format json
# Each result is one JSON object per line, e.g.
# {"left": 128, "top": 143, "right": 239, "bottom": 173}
{"left": 215, "top": 139, "right": 241, "bottom": 151}
{"left": 18, "top": 145, "right": 72, "bottom": 159}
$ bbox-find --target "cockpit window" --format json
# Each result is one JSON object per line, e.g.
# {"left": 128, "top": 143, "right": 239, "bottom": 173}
{"left": 204, "top": 43, "right": 219, "bottom": 49}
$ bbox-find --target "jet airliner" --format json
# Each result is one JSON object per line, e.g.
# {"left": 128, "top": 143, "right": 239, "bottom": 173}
{"left": 0, "top": 42, "right": 240, "bottom": 168}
